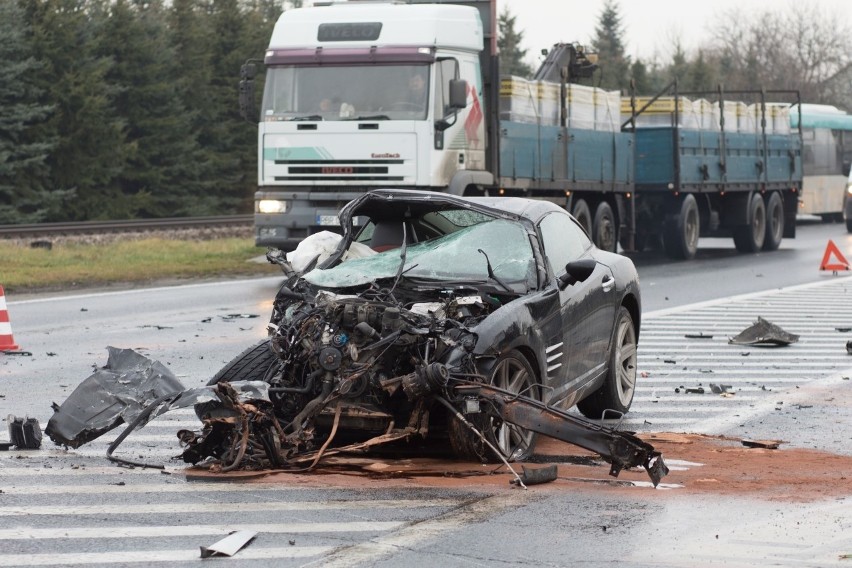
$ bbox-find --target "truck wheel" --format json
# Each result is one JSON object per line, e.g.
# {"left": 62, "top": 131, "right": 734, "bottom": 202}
{"left": 662, "top": 194, "right": 699, "bottom": 260}
{"left": 593, "top": 202, "right": 617, "bottom": 252}
{"left": 577, "top": 306, "right": 637, "bottom": 419}
{"left": 571, "top": 199, "right": 592, "bottom": 236}
{"left": 448, "top": 350, "right": 539, "bottom": 463}
{"left": 733, "top": 193, "right": 766, "bottom": 253}
{"left": 762, "top": 192, "right": 784, "bottom": 251}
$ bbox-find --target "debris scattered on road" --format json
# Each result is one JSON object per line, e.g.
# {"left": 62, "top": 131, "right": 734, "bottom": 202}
{"left": 685, "top": 387, "right": 705, "bottom": 394}
{"left": 664, "top": 359, "right": 676, "bottom": 364}
{"left": 709, "top": 384, "right": 733, "bottom": 394}
{"left": 836, "top": 327, "right": 852, "bottom": 333}
{"left": 44, "top": 347, "right": 184, "bottom": 449}
{"left": 685, "top": 333, "right": 714, "bottom": 339}
{"left": 509, "top": 464, "right": 558, "bottom": 486}
{"left": 220, "top": 314, "right": 259, "bottom": 320}
{"left": 729, "top": 317, "right": 799, "bottom": 347}
{"left": 200, "top": 530, "right": 257, "bottom": 558}
{"left": 741, "top": 439, "right": 781, "bottom": 449}
{"left": 847, "top": 340, "right": 852, "bottom": 355}
{"left": 7, "top": 415, "right": 42, "bottom": 449}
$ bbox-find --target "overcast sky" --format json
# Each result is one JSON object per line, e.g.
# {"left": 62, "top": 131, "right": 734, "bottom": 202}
{"left": 499, "top": 0, "right": 852, "bottom": 65}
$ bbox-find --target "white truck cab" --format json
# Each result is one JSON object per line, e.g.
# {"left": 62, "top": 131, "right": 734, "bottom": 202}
{"left": 253, "top": 1, "right": 491, "bottom": 248}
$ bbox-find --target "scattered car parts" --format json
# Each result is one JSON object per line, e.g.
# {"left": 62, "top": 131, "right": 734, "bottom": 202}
{"left": 729, "top": 317, "right": 799, "bottom": 346}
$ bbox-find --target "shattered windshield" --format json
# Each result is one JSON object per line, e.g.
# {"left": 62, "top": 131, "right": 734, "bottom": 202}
{"left": 262, "top": 64, "right": 430, "bottom": 121}
{"left": 304, "top": 219, "right": 535, "bottom": 289}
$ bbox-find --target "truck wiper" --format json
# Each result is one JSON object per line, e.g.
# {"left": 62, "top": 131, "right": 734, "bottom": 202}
{"left": 344, "top": 115, "right": 390, "bottom": 121}
{"left": 289, "top": 115, "right": 323, "bottom": 121}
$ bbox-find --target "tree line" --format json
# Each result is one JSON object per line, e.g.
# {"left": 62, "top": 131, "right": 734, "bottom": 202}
{"left": 0, "top": 0, "right": 291, "bottom": 224}
{"left": 499, "top": 1, "right": 852, "bottom": 110}
{"left": 2, "top": 0, "right": 850, "bottom": 224}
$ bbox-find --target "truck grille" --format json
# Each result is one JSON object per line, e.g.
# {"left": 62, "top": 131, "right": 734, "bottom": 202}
{"left": 273, "top": 159, "right": 405, "bottom": 181}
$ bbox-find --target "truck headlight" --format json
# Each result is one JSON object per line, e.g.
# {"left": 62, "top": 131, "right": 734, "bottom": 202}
{"left": 257, "top": 199, "right": 288, "bottom": 214}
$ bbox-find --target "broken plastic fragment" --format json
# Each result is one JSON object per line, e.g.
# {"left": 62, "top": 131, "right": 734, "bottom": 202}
{"left": 44, "top": 347, "right": 185, "bottom": 448}
{"left": 200, "top": 530, "right": 257, "bottom": 558}
{"left": 709, "top": 384, "right": 733, "bottom": 394}
{"left": 728, "top": 317, "right": 799, "bottom": 346}
{"left": 509, "top": 464, "right": 558, "bottom": 486}
{"left": 741, "top": 439, "right": 781, "bottom": 449}
{"left": 7, "top": 415, "right": 42, "bottom": 449}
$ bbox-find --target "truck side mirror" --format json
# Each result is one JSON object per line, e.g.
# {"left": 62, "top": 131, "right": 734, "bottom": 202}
{"left": 239, "top": 62, "right": 259, "bottom": 122}
{"left": 448, "top": 79, "right": 468, "bottom": 110}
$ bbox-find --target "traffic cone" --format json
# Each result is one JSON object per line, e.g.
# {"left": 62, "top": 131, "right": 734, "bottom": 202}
{"left": 0, "top": 285, "right": 21, "bottom": 352}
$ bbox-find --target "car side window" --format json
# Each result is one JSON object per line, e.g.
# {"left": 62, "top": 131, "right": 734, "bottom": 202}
{"left": 538, "top": 211, "right": 592, "bottom": 274}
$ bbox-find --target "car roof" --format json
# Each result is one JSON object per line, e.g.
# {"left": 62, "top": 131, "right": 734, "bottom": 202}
{"left": 344, "top": 189, "right": 566, "bottom": 224}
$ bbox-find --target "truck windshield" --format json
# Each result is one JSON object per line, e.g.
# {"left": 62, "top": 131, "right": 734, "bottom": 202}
{"left": 262, "top": 64, "right": 430, "bottom": 121}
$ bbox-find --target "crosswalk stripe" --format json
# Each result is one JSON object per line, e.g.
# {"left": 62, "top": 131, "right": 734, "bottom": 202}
{"left": 0, "top": 499, "right": 457, "bottom": 517}
{"left": 0, "top": 522, "right": 403, "bottom": 540}
{"left": 0, "top": 547, "right": 332, "bottom": 566}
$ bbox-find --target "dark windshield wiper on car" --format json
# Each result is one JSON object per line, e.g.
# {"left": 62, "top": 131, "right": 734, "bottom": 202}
{"left": 343, "top": 115, "right": 390, "bottom": 121}
{"left": 477, "top": 249, "right": 514, "bottom": 294}
{"left": 385, "top": 225, "right": 409, "bottom": 300}
{"left": 289, "top": 115, "right": 324, "bottom": 121}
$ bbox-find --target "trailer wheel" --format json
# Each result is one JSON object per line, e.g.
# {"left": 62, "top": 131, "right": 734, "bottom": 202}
{"left": 662, "top": 194, "right": 699, "bottom": 260}
{"left": 733, "top": 193, "right": 766, "bottom": 253}
{"left": 593, "top": 202, "right": 617, "bottom": 252}
{"left": 571, "top": 199, "right": 592, "bottom": 236}
{"left": 762, "top": 192, "right": 784, "bottom": 251}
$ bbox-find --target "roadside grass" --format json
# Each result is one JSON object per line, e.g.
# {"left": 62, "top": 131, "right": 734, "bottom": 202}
{"left": 0, "top": 237, "right": 281, "bottom": 293}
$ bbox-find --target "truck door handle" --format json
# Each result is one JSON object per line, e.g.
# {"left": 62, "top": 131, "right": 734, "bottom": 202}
{"left": 602, "top": 276, "right": 615, "bottom": 293}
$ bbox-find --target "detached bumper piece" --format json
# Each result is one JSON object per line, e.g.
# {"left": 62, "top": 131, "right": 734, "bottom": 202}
{"left": 458, "top": 383, "right": 669, "bottom": 486}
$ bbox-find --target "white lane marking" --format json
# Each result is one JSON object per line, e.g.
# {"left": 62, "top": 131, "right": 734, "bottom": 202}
{"left": 0, "top": 499, "right": 457, "bottom": 517}
{"left": 300, "top": 493, "right": 532, "bottom": 568}
{"left": 6, "top": 276, "right": 284, "bottom": 306}
{"left": 0, "top": 522, "right": 402, "bottom": 540}
{"left": 643, "top": 275, "right": 852, "bottom": 319}
{"left": 0, "top": 547, "right": 331, "bottom": 566}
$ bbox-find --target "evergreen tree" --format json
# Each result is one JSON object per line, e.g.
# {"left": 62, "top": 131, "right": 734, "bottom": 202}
{"left": 497, "top": 7, "right": 532, "bottom": 78}
{"left": 95, "top": 0, "right": 206, "bottom": 218}
{"left": 591, "top": 0, "right": 630, "bottom": 91}
{"left": 0, "top": 1, "right": 58, "bottom": 223}
{"left": 22, "top": 0, "right": 129, "bottom": 221}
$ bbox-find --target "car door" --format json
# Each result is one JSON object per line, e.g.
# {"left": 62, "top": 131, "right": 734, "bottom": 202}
{"left": 538, "top": 211, "right": 616, "bottom": 406}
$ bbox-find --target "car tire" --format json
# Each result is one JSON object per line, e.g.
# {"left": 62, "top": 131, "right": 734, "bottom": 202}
{"left": 448, "top": 350, "right": 539, "bottom": 462}
{"left": 207, "top": 339, "right": 278, "bottom": 386}
{"left": 593, "top": 201, "right": 617, "bottom": 252}
{"left": 733, "top": 193, "right": 766, "bottom": 253}
{"left": 572, "top": 199, "right": 592, "bottom": 236}
{"left": 577, "top": 306, "right": 638, "bottom": 419}
{"left": 662, "top": 194, "right": 699, "bottom": 260}
{"left": 762, "top": 192, "right": 784, "bottom": 251}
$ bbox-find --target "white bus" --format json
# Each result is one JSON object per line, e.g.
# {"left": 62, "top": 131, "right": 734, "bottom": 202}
{"left": 792, "top": 104, "right": 852, "bottom": 221}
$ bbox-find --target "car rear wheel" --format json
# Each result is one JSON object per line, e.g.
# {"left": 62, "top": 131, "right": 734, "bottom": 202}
{"left": 577, "top": 307, "right": 637, "bottom": 419}
{"left": 448, "top": 350, "right": 539, "bottom": 462}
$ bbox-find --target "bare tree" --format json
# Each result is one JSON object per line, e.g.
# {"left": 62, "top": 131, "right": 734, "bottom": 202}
{"left": 707, "top": 2, "right": 852, "bottom": 105}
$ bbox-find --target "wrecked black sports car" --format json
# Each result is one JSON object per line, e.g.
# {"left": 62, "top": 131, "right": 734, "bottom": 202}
{"left": 205, "top": 190, "right": 643, "bottom": 459}
{"left": 48, "top": 189, "right": 665, "bottom": 485}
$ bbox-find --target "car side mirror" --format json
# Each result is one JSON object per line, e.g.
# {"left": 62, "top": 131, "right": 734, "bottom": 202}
{"left": 558, "top": 258, "right": 597, "bottom": 289}
{"left": 448, "top": 79, "right": 468, "bottom": 110}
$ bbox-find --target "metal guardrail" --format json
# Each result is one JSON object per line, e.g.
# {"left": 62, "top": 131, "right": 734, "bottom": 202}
{"left": 0, "top": 215, "right": 254, "bottom": 239}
